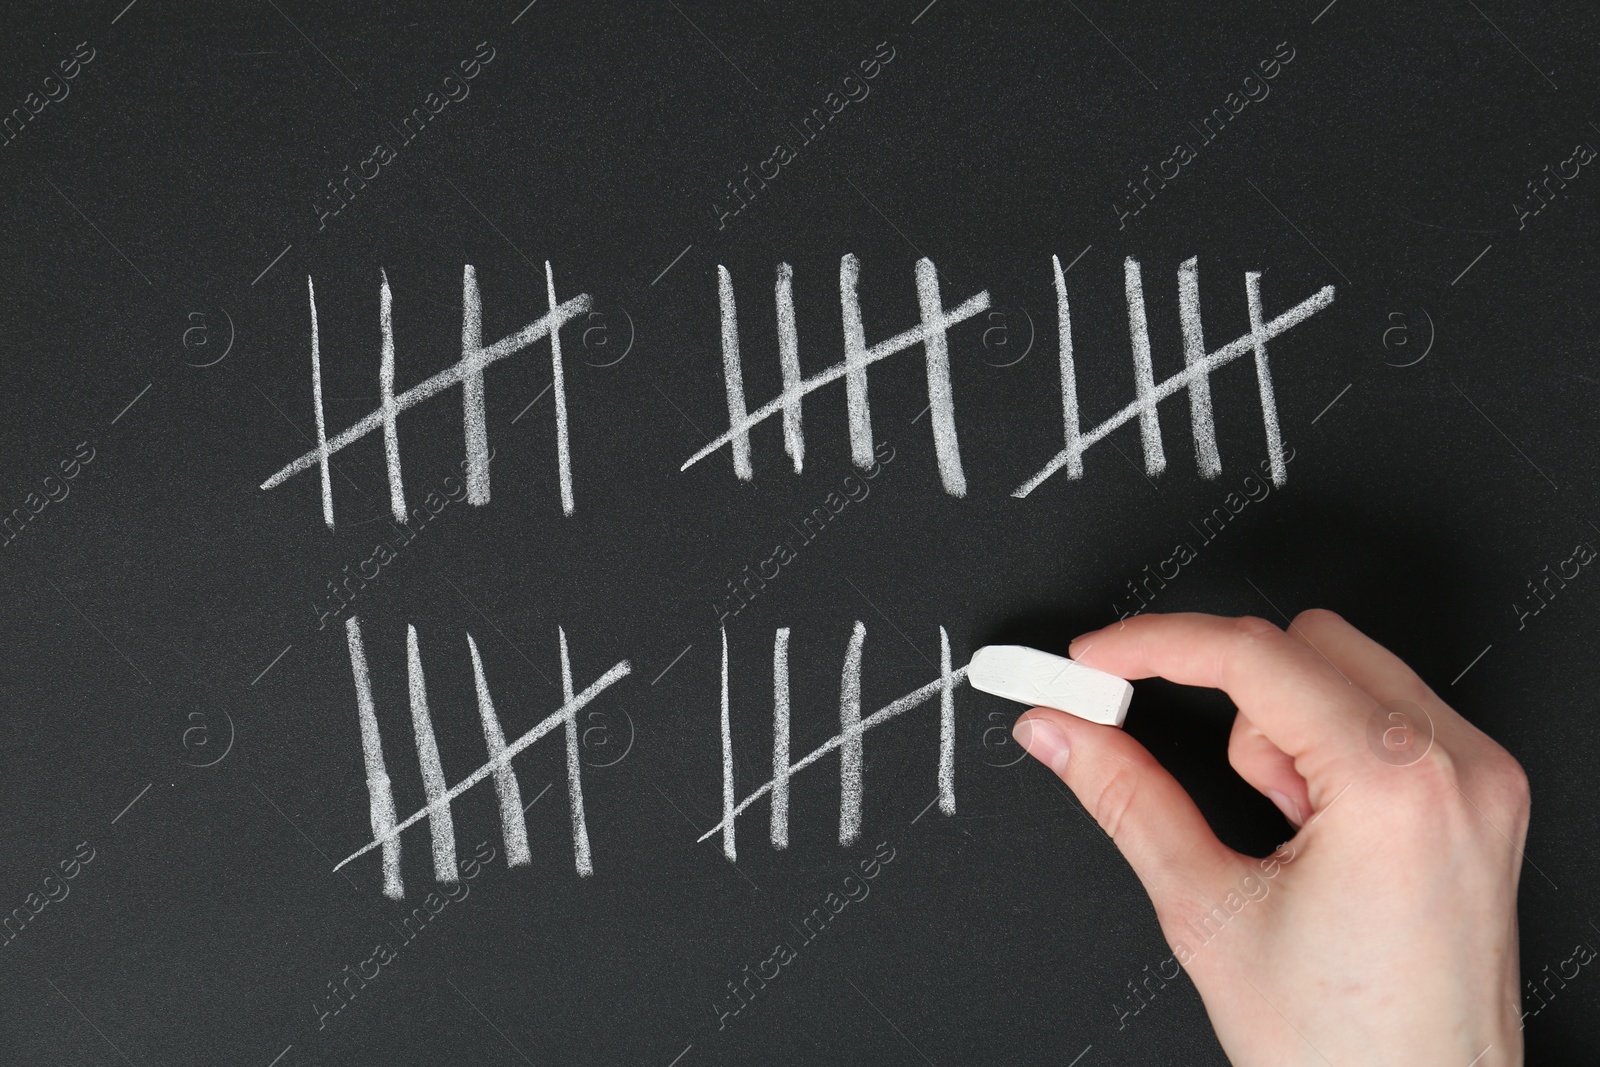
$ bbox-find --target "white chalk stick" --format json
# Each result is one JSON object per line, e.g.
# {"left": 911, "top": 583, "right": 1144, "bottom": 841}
{"left": 967, "top": 645, "right": 1133, "bottom": 727}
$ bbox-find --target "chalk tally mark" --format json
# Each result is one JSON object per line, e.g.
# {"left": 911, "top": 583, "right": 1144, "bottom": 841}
{"left": 702, "top": 622, "right": 964, "bottom": 860}
{"left": 337, "top": 617, "right": 629, "bottom": 896}
{"left": 1015, "top": 255, "right": 1334, "bottom": 498}
{"left": 682, "top": 255, "right": 989, "bottom": 497}
{"left": 262, "top": 264, "right": 592, "bottom": 527}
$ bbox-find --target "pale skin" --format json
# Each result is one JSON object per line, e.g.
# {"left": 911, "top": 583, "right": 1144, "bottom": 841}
{"left": 1012, "top": 610, "right": 1530, "bottom": 1066}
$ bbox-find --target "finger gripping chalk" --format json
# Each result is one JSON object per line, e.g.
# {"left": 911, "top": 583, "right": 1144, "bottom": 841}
{"left": 967, "top": 645, "right": 1133, "bottom": 727}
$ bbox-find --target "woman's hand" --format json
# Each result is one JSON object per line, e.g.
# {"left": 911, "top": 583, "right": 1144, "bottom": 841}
{"left": 1013, "top": 610, "right": 1530, "bottom": 1066}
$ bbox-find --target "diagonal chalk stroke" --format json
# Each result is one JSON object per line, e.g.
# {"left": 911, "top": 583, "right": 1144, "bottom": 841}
{"left": 346, "top": 617, "right": 403, "bottom": 897}
{"left": 468, "top": 632, "right": 530, "bottom": 867}
{"left": 698, "top": 658, "right": 968, "bottom": 845}
{"left": 682, "top": 256, "right": 988, "bottom": 485}
{"left": 262, "top": 264, "right": 591, "bottom": 523}
{"left": 1014, "top": 268, "right": 1335, "bottom": 498}
{"left": 334, "top": 658, "right": 631, "bottom": 872}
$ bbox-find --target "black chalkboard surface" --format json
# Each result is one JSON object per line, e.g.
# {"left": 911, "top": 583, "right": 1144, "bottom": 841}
{"left": 2, "top": 1, "right": 1597, "bottom": 1063}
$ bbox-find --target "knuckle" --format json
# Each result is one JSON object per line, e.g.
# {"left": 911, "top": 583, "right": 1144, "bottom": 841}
{"left": 1225, "top": 734, "right": 1253, "bottom": 779}
{"left": 1092, "top": 761, "right": 1141, "bottom": 843}
{"left": 1482, "top": 751, "right": 1531, "bottom": 820}
{"left": 1155, "top": 885, "right": 1221, "bottom": 939}
{"left": 1291, "top": 607, "right": 1345, "bottom": 631}
{"left": 1368, "top": 742, "right": 1531, "bottom": 838}
{"left": 1225, "top": 741, "right": 1243, "bottom": 778}
{"left": 1216, "top": 615, "right": 1282, "bottom": 686}
{"left": 1367, "top": 744, "right": 1462, "bottom": 814}
{"left": 1404, "top": 747, "right": 1464, "bottom": 798}
{"left": 1390, "top": 675, "right": 1440, "bottom": 709}
{"left": 1232, "top": 614, "right": 1280, "bottom": 639}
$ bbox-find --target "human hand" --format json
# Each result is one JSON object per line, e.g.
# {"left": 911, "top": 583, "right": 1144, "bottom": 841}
{"left": 1012, "top": 610, "right": 1530, "bottom": 1066}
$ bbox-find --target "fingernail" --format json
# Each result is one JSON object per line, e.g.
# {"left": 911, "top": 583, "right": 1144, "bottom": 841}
{"left": 1265, "top": 789, "right": 1303, "bottom": 828}
{"left": 1014, "top": 716, "right": 1070, "bottom": 774}
{"left": 1067, "top": 631, "right": 1097, "bottom": 658}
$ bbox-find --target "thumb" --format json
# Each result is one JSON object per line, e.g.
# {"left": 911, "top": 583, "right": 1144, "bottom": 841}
{"left": 1014, "top": 708, "right": 1242, "bottom": 923}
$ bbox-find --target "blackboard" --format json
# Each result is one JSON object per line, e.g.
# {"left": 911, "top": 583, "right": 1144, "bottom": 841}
{"left": 3, "top": 1, "right": 1597, "bottom": 1063}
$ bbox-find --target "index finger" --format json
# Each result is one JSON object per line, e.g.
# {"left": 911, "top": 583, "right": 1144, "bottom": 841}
{"left": 1069, "top": 612, "right": 1377, "bottom": 764}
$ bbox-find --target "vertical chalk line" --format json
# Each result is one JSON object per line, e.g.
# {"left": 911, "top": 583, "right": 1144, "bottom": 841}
{"left": 560, "top": 627, "right": 594, "bottom": 876}
{"left": 717, "top": 266, "right": 754, "bottom": 480}
{"left": 838, "top": 622, "right": 866, "bottom": 845}
{"left": 840, "top": 254, "right": 876, "bottom": 469}
{"left": 771, "top": 627, "right": 791, "bottom": 848}
{"left": 775, "top": 263, "right": 804, "bottom": 473}
{"left": 1124, "top": 256, "right": 1166, "bottom": 475}
{"left": 467, "top": 633, "right": 531, "bottom": 867}
{"left": 1178, "top": 257, "right": 1221, "bottom": 477}
{"left": 308, "top": 277, "right": 335, "bottom": 529}
{"left": 720, "top": 626, "right": 737, "bottom": 860}
{"left": 1052, "top": 254, "right": 1084, "bottom": 479}
{"left": 938, "top": 626, "right": 955, "bottom": 815}
{"left": 546, "top": 262, "right": 576, "bottom": 515}
{"left": 407, "top": 625, "right": 459, "bottom": 882}
{"left": 345, "top": 617, "right": 402, "bottom": 899}
{"left": 379, "top": 269, "right": 407, "bottom": 521}
{"left": 460, "top": 265, "right": 492, "bottom": 505}
{"left": 916, "top": 258, "right": 967, "bottom": 496}
{"left": 1245, "top": 272, "right": 1287, "bottom": 486}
